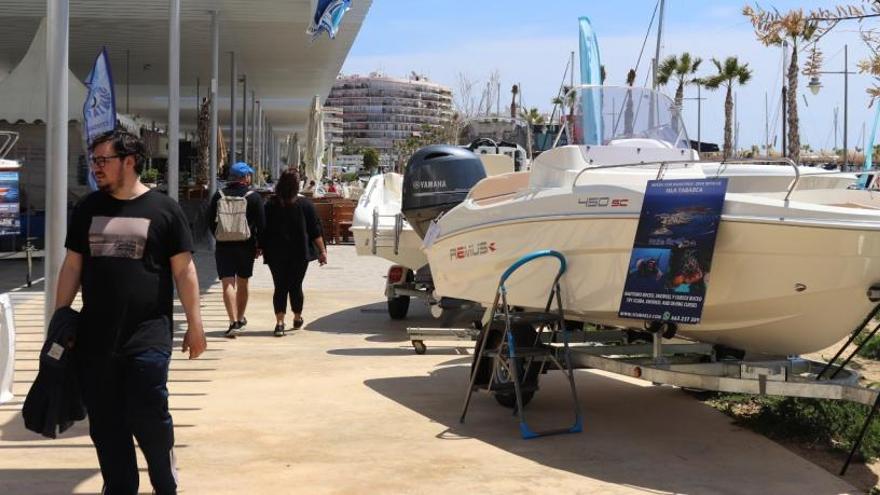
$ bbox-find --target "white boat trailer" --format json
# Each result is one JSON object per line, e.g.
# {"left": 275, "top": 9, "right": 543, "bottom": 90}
{"left": 554, "top": 324, "right": 880, "bottom": 476}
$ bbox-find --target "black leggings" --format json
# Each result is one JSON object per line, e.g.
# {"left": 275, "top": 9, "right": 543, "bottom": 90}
{"left": 268, "top": 259, "right": 310, "bottom": 315}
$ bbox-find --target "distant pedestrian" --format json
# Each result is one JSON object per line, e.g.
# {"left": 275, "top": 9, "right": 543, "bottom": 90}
{"left": 260, "top": 169, "right": 327, "bottom": 336}
{"left": 56, "top": 129, "right": 206, "bottom": 494}
{"left": 208, "top": 162, "right": 265, "bottom": 337}
{"left": 303, "top": 179, "right": 316, "bottom": 194}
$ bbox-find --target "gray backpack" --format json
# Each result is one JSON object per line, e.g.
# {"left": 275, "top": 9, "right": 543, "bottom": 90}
{"left": 214, "top": 190, "right": 254, "bottom": 242}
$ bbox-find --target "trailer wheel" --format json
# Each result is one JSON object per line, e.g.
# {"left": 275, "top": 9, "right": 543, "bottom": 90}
{"left": 412, "top": 340, "right": 427, "bottom": 354}
{"left": 388, "top": 295, "right": 411, "bottom": 320}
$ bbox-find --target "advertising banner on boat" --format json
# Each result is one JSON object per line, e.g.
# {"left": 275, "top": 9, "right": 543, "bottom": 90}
{"left": 0, "top": 170, "right": 21, "bottom": 236}
{"left": 618, "top": 178, "right": 728, "bottom": 324}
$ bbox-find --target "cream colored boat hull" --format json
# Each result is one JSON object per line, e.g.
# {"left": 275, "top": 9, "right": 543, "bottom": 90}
{"left": 426, "top": 216, "right": 880, "bottom": 356}
{"left": 352, "top": 225, "right": 427, "bottom": 270}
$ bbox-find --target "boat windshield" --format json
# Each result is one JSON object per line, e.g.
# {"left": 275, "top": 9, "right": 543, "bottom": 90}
{"left": 560, "top": 85, "right": 690, "bottom": 150}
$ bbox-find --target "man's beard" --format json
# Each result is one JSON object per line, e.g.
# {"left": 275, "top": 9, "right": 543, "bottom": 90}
{"left": 97, "top": 175, "right": 123, "bottom": 193}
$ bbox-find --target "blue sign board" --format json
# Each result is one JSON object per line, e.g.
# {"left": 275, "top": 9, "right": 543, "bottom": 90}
{"left": 618, "top": 178, "right": 728, "bottom": 324}
{"left": 0, "top": 170, "right": 21, "bottom": 236}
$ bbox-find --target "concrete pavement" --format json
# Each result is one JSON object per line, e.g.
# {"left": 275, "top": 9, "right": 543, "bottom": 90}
{"left": 0, "top": 246, "right": 862, "bottom": 494}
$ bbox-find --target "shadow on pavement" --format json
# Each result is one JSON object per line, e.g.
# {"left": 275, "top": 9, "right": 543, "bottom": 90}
{"left": 364, "top": 365, "right": 865, "bottom": 495}
{"left": 0, "top": 468, "right": 98, "bottom": 494}
{"left": 327, "top": 347, "right": 467, "bottom": 357}
{"left": 306, "top": 300, "right": 434, "bottom": 342}
{"left": 0, "top": 411, "right": 89, "bottom": 441}
{"left": 0, "top": 259, "right": 43, "bottom": 293}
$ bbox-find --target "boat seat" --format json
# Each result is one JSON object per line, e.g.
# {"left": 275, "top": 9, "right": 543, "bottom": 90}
{"left": 470, "top": 171, "right": 530, "bottom": 205}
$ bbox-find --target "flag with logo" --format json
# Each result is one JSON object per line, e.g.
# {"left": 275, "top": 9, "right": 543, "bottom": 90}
{"left": 83, "top": 47, "right": 117, "bottom": 190}
{"left": 307, "top": 0, "right": 352, "bottom": 41}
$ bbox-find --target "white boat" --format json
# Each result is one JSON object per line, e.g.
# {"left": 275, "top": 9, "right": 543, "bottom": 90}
{"left": 352, "top": 172, "right": 427, "bottom": 270}
{"left": 421, "top": 86, "right": 880, "bottom": 356}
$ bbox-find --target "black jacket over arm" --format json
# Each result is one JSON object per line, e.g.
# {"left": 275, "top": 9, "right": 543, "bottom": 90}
{"left": 22, "top": 307, "right": 86, "bottom": 438}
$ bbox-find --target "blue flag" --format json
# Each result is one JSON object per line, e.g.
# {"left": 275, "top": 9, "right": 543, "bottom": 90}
{"left": 579, "top": 16, "right": 603, "bottom": 145}
{"left": 83, "top": 47, "right": 117, "bottom": 190}
{"left": 307, "top": 0, "right": 352, "bottom": 41}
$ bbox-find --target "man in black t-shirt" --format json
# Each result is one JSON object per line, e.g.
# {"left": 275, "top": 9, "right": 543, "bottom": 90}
{"left": 207, "top": 162, "right": 265, "bottom": 337}
{"left": 55, "top": 129, "right": 206, "bottom": 495}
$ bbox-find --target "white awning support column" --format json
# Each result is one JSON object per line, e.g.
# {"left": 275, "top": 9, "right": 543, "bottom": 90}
{"left": 209, "top": 10, "right": 219, "bottom": 196}
{"left": 241, "top": 74, "right": 247, "bottom": 163}
{"left": 167, "top": 0, "right": 180, "bottom": 201}
{"left": 255, "top": 100, "right": 262, "bottom": 183}
{"left": 45, "top": 0, "right": 69, "bottom": 325}
{"left": 251, "top": 91, "right": 257, "bottom": 170}
{"left": 229, "top": 51, "right": 236, "bottom": 165}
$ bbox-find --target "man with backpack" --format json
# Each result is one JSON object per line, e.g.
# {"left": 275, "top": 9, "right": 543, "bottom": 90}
{"left": 208, "top": 162, "right": 265, "bottom": 337}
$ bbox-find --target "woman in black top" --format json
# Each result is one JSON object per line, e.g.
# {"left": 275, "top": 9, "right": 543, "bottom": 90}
{"left": 260, "top": 169, "right": 327, "bottom": 336}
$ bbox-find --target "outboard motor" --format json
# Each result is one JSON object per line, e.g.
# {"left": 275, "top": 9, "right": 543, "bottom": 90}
{"left": 401, "top": 145, "right": 486, "bottom": 238}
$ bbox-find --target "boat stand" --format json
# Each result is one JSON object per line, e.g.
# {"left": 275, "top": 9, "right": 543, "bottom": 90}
{"left": 459, "top": 250, "right": 583, "bottom": 439}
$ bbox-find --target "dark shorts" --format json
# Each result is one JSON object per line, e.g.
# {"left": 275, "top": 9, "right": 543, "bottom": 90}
{"left": 215, "top": 243, "right": 256, "bottom": 279}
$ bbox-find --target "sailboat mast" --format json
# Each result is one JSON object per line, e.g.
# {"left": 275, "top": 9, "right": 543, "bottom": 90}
{"left": 652, "top": 0, "right": 666, "bottom": 89}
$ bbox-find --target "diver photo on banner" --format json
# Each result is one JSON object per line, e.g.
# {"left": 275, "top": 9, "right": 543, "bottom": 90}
{"left": 0, "top": 169, "right": 21, "bottom": 236}
{"left": 618, "top": 178, "right": 728, "bottom": 324}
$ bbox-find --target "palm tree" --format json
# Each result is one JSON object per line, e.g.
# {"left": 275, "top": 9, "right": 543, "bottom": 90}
{"left": 703, "top": 57, "right": 752, "bottom": 160}
{"left": 744, "top": 6, "right": 819, "bottom": 164}
{"left": 510, "top": 84, "right": 519, "bottom": 118}
{"left": 520, "top": 107, "right": 545, "bottom": 125}
{"left": 656, "top": 52, "right": 703, "bottom": 110}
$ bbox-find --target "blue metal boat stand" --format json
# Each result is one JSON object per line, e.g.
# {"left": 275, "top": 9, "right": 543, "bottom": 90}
{"left": 459, "top": 249, "right": 583, "bottom": 439}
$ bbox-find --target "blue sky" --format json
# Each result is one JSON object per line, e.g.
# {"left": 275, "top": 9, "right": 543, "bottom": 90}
{"left": 343, "top": 0, "right": 878, "bottom": 153}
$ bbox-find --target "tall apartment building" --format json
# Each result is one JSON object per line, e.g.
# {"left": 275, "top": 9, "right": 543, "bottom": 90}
{"left": 323, "top": 106, "right": 344, "bottom": 148}
{"left": 326, "top": 72, "right": 453, "bottom": 167}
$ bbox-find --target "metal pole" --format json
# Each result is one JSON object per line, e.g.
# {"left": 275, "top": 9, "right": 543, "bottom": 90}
{"left": 697, "top": 84, "right": 701, "bottom": 150}
{"left": 256, "top": 100, "right": 262, "bottom": 183}
{"left": 125, "top": 49, "right": 130, "bottom": 114}
{"left": 209, "top": 11, "right": 219, "bottom": 197}
{"left": 45, "top": 0, "right": 69, "bottom": 325}
{"left": 241, "top": 74, "right": 248, "bottom": 163}
{"left": 653, "top": 0, "right": 666, "bottom": 89}
{"left": 229, "top": 51, "right": 236, "bottom": 165}
{"left": 167, "top": 0, "right": 180, "bottom": 201}
{"left": 765, "top": 91, "right": 769, "bottom": 156}
{"left": 251, "top": 91, "right": 257, "bottom": 169}
{"left": 844, "top": 44, "right": 849, "bottom": 168}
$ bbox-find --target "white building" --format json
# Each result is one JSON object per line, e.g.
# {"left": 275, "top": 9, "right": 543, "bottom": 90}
{"left": 326, "top": 72, "right": 453, "bottom": 165}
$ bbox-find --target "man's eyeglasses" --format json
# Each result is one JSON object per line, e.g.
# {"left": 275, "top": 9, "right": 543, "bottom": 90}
{"left": 89, "top": 154, "right": 127, "bottom": 168}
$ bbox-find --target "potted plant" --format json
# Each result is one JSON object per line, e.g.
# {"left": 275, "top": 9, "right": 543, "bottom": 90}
{"left": 142, "top": 168, "right": 159, "bottom": 187}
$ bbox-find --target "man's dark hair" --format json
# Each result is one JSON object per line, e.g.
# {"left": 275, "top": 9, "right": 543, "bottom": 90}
{"left": 274, "top": 168, "right": 301, "bottom": 206}
{"left": 88, "top": 128, "right": 147, "bottom": 175}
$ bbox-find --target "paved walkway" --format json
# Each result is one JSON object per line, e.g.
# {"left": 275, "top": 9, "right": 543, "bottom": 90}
{"left": 0, "top": 247, "right": 863, "bottom": 494}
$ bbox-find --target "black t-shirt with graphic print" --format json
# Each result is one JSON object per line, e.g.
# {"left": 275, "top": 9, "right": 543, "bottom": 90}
{"left": 65, "top": 189, "right": 194, "bottom": 356}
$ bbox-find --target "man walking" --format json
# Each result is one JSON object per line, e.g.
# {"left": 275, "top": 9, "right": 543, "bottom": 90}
{"left": 208, "top": 162, "right": 265, "bottom": 337}
{"left": 55, "top": 129, "right": 207, "bottom": 494}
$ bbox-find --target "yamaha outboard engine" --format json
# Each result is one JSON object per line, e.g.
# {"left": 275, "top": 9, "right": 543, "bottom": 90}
{"left": 401, "top": 145, "right": 486, "bottom": 238}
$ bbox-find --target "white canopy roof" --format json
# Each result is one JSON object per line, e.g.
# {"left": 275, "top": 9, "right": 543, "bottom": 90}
{"left": 0, "top": 18, "right": 87, "bottom": 123}
{"left": 0, "top": 0, "right": 372, "bottom": 133}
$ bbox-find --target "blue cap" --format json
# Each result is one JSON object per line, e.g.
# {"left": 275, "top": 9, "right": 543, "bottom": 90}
{"left": 229, "top": 162, "right": 255, "bottom": 179}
